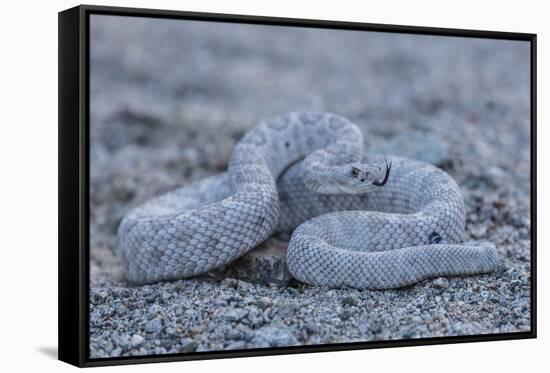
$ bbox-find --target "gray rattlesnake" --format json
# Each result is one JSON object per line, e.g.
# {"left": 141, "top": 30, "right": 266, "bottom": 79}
{"left": 117, "top": 112, "right": 498, "bottom": 288}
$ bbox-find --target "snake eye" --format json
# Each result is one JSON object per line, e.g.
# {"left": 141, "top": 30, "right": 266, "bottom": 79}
{"left": 351, "top": 167, "right": 359, "bottom": 177}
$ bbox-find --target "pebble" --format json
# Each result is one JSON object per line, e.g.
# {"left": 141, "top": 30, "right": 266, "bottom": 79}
{"left": 251, "top": 326, "right": 299, "bottom": 347}
{"left": 179, "top": 338, "right": 198, "bottom": 353}
{"left": 253, "top": 296, "right": 273, "bottom": 310}
{"left": 341, "top": 296, "right": 359, "bottom": 307}
{"left": 221, "top": 278, "right": 239, "bottom": 289}
{"left": 226, "top": 341, "right": 247, "bottom": 350}
{"left": 145, "top": 318, "right": 163, "bottom": 333}
{"left": 130, "top": 334, "right": 144, "bottom": 347}
{"left": 340, "top": 310, "right": 353, "bottom": 321}
{"left": 370, "top": 321, "right": 383, "bottom": 334}
{"left": 277, "top": 302, "right": 297, "bottom": 317}
{"left": 432, "top": 277, "right": 449, "bottom": 289}
{"left": 223, "top": 308, "right": 249, "bottom": 322}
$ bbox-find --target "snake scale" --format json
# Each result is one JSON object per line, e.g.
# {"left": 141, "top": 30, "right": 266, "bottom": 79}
{"left": 117, "top": 112, "right": 498, "bottom": 288}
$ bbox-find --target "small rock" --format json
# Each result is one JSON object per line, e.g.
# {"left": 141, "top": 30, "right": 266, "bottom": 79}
{"left": 489, "top": 297, "right": 501, "bottom": 304}
{"left": 130, "top": 334, "right": 144, "bottom": 348}
{"left": 91, "top": 289, "right": 109, "bottom": 304}
{"left": 432, "top": 277, "right": 449, "bottom": 289}
{"left": 341, "top": 296, "right": 359, "bottom": 307}
{"left": 221, "top": 278, "right": 239, "bottom": 289}
{"left": 247, "top": 309, "right": 265, "bottom": 328}
{"left": 110, "top": 347, "right": 123, "bottom": 357}
{"left": 487, "top": 166, "right": 505, "bottom": 182}
{"left": 434, "top": 311, "right": 447, "bottom": 321}
{"left": 340, "top": 310, "right": 353, "bottom": 320}
{"left": 304, "top": 322, "right": 318, "bottom": 334}
{"left": 277, "top": 302, "right": 297, "bottom": 318}
{"left": 370, "top": 321, "right": 383, "bottom": 333}
{"left": 223, "top": 308, "right": 249, "bottom": 322}
{"left": 145, "top": 318, "right": 163, "bottom": 333}
{"left": 222, "top": 294, "right": 243, "bottom": 304}
{"left": 180, "top": 338, "right": 198, "bottom": 353}
{"left": 251, "top": 325, "right": 299, "bottom": 347}
{"left": 253, "top": 296, "right": 273, "bottom": 310}
{"left": 154, "top": 346, "right": 167, "bottom": 355}
{"left": 470, "top": 225, "right": 487, "bottom": 239}
{"left": 114, "top": 334, "right": 131, "bottom": 349}
{"left": 226, "top": 341, "right": 247, "bottom": 350}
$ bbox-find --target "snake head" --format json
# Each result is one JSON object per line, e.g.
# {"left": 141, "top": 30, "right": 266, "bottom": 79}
{"left": 334, "top": 157, "right": 391, "bottom": 193}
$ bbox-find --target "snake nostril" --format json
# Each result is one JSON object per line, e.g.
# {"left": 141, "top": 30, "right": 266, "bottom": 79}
{"left": 360, "top": 178, "right": 365, "bottom": 182}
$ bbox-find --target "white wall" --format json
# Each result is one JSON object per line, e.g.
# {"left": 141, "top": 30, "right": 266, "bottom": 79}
{"left": 0, "top": 0, "right": 545, "bottom": 372}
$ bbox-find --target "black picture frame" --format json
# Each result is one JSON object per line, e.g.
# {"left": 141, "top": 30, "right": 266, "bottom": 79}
{"left": 58, "top": 4, "right": 537, "bottom": 367}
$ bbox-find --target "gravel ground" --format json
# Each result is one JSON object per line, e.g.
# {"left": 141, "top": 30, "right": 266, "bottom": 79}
{"left": 88, "top": 15, "right": 532, "bottom": 358}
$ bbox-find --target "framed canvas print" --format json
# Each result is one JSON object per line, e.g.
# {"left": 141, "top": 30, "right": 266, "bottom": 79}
{"left": 58, "top": 4, "right": 537, "bottom": 367}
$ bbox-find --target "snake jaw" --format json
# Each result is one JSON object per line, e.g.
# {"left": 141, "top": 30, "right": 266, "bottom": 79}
{"left": 373, "top": 156, "right": 392, "bottom": 187}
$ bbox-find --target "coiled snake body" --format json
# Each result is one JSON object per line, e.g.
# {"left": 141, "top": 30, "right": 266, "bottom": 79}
{"left": 117, "top": 112, "right": 498, "bottom": 288}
